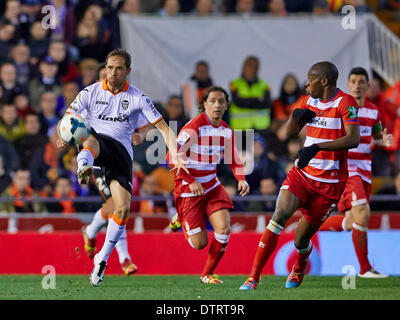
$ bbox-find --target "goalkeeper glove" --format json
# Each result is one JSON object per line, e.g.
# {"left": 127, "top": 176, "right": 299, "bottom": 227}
{"left": 292, "top": 108, "right": 316, "bottom": 124}
{"left": 297, "top": 144, "right": 320, "bottom": 169}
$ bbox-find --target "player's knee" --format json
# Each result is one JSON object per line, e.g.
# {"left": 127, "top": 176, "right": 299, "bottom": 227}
{"left": 214, "top": 226, "right": 230, "bottom": 235}
{"left": 293, "top": 236, "right": 310, "bottom": 251}
{"left": 271, "top": 209, "right": 291, "bottom": 226}
{"left": 190, "top": 237, "right": 207, "bottom": 250}
{"left": 114, "top": 204, "right": 130, "bottom": 220}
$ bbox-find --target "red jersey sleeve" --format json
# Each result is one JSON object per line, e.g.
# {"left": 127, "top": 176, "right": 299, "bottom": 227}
{"left": 338, "top": 95, "right": 360, "bottom": 126}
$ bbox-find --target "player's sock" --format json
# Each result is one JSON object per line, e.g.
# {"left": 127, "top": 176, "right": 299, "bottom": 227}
{"left": 85, "top": 208, "right": 107, "bottom": 239}
{"left": 352, "top": 222, "right": 372, "bottom": 274}
{"left": 97, "top": 213, "right": 128, "bottom": 263}
{"left": 201, "top": 232, "right": 229, "bottom": 277}
{"left": 77, "top": 147, "right": 94, "bottom": 168}
{"left": 293, "top": 242, "right": 312, "bottom": 273}
{"left": 319, "top": 215, "right": 345, "bottom": 231}
{"left": 249, "top": 220, "right": 283, "bottom": 282}
{"left": 115, "top": 227, "right": 131, "bottom": 264}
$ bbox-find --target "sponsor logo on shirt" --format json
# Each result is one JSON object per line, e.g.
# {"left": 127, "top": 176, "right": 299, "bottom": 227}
{"left": 98, "top": 113, "right": 129, "bottom": 122}
{"left": 96, "top": 101, "right": 109, "bottom": 105}
{"left": 310, "top": 117, "right": 328, "bottom": 127}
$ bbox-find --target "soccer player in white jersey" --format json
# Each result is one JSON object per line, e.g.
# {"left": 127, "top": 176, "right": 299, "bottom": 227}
{"left": 80, "top": 62, "right": 151, "bottom": 276}
{"left": 56, "top": 49, "right": 188, "bottom": 286}
{"left": 319, "top": 67, "right": 392, "bottom": 278}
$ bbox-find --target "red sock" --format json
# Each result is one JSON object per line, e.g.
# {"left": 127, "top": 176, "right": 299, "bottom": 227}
{"left": 352, "top": 223, "right": 372, "bottom": 274}
{"left": 201, "top": 235, "right": 228, "bottom": 277}
{"left": 249, "top": 226, "right": 281, "bottom": 282}
{"left": 293, "top": 243, "right": 312, "bottom": 273}
{"left": 319, "top": 215, "right": 344, "bottom": 231}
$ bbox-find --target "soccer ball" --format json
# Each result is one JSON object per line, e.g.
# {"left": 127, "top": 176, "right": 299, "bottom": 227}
{"left": 59, "top": 113, "right": 91, "bottom": 146}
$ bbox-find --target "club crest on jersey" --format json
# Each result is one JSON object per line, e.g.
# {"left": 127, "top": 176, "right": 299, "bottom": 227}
{"left": 121, "top": 100, "right": 129, "bottom": 110}
{"left": 348, "top": 106, "right": 358, "bottom": 119}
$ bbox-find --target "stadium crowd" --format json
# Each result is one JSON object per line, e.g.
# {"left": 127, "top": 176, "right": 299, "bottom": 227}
{"left": 0, "top": 0, "right": 399, "bottom": 214}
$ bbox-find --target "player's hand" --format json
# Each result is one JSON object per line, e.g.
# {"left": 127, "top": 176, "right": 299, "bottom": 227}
{"left": 169, "top": 153, "right": 189, "bottom": 175}
{"left": 292, "top": 108, "right": 316, "bottom": 124}
{"left": 382, "top": 128, "right": 393, "bottom": 147}
{"left": 132, "top": 132, "right": 145, "bottom": 146}
{"left": 237, "top": 180, "right": 250, "bottom": 197}
{"left": 56, "top": 137, "right": 67, "bottom": 149}
{"left": 297, "top": 144, "right": 320, "bottom": 169}
{"left": 189, "top": 182, "right": 204, "bottom": 196}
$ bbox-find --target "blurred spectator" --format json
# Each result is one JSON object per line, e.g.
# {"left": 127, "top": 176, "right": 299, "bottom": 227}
{"left": 0, "top": 169, "right": 45, "bottom": 213}
{"left": 222, "top": 179, "right": 246, "bottom": 212}
{"left": 376, "top": 171, "right": 400, "bottom": 195}
{"left": 0, "top": 104, "right": 26, "bottom": 142}
{"left": 120, "top": 0, "right": 142, "bottom": 14}
{"left": 77, "top": 58, "right": 98, "bottom": 89}
{"left": 37, "top": 91, "right": 60, "bottom": 137}
{"left": 325, "top": 0, "right": 344, "bottom": 11}
{"left": 341, "top": 0, "right": 372, "bottom": 13}
{"left": 27, "top": 21, "right": 50, "bottom": 62}
{"left": 235, "top": 0, "right": 254, "bottom": 13}
{"left": 285, "top": 0, "right": 313, "bottom": 12}
{"left": 3, "top": 0, "right": 31, "bottom": 39}
{"left": 29, "top": 128, "right": 66, "bottom": 194}
{"left": 192, "top": 0, "right": 215, "bottom": 15}
{"left": 247, "top": 177, "right": 278, "bottom": 212}
{"left": 229, "top": 55, "right": 272, "bottom": 139}
{"left": 390, "top": 0, "right": 400, "bottom": 9}
{"left": 56, "top": 81, "right": 79, "bottom": 116}
{"left": 0, "top": 155, "right": 12, "bottom": 194}
{"left": 14, "top": 112, "right": 48, "bottom": 169}
{"left": 74, "top": 4, "right": 111, "bottom": 62}
{"left": 0, "top": 21, "right": 16, "bottom": 64}
{"left": 157, "top": 0, "right": 181, "bottom": 16}
{"left": 49, "top": 0, "right": 76, "bottom": 45}
{"left": 28, "top": 56, "right": 62, "bottom": 110}
{"left": 137, "top": 0, "right": 162, "bottom": 13}
{"left": 0, "top": 134, "right": 20, "bottom": 172}
{"left": 10, "top": 43, "right": 34, "bottom": 89}
{"left": 246, "top": 133, "right": 286, "bottom": 193}
{"left": 47, "top": 40, "right": 79, "bottom": 82}
{"left": 265, "top": 122, "right": 289, "bottom": 163}
{"left": 14, "top": 93, "right": 34, "bottom": 118}
{"left": 163, "top": 94, "right": 190, "bottom": 134}
{"left": 271, "top": 73, "right": 302, "bottom": 132}
{"left": 313, "top": 0, "right": 331, "bottom": 15}
{"left": 182, "top": 60, "right": 214, "bottom": 119}
{"left": 0, "top": 62, "right": 26, "bottom": 104}
{"left": 137, "top": 175, "right": 169, "bottom": 215}
{"left": 267, "top": 0, "right": 287, "bottom": 16}
{"left": 367, "top": 77, "right": 387, "bottom": 123}
{"left": 20, "top": 0, "right": 43, "bottom": 18}
{"left": 46, "top": 175, "right": 77, "bottom": 214}
{"left": 382, "top": 79, "right": 400, "bottom": 133}
{"left": 97, "top": 62, "right": 107, "bottom": 82}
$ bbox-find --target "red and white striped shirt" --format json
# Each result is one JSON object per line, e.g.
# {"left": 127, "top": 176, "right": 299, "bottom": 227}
{"left": 167, "top": 112, "right": 246, "bottom": 198}
{"left": 294, "top": 89, "right": 359, "bottom": 183}
{"left": 347, "top": 99, "right": 381, "bottom": 184}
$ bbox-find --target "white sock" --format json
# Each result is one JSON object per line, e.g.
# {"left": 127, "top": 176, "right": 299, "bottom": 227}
{"left": 97, "top": 218, "right": 126, "bottom": 263}
{"left": 85, "top": 208, "right": 107, "bottom": 239}
{"left": 115, "top": 227, "right": 131, "bottom": 264}
{"left": 77, "top": 148, "right": 94, "bottom": 169}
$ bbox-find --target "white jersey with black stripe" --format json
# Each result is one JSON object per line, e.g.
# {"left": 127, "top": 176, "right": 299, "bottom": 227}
{"left": 66, "top": 79, "right": 161, "bottom": 159}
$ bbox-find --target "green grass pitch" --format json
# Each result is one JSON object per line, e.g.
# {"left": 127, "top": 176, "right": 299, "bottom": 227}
{"left": 1, "top": 275, "right": 399, "bottom": 300}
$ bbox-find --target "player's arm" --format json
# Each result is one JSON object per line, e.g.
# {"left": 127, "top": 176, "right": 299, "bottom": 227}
{"left": 154, "top": 119, "right": 189, "bottom": 175}
{"left": 286, "top": 96, "right": 315, "bottom": 138}
{"left": 132, "top": 123, "right": 152, "bottom": 145}
{"left": 372, "top": 126, "right": 393, "bottom": 148}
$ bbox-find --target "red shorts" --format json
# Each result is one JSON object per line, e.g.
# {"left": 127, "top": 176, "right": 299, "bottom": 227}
{"left": 337, "top": 175, "right": 371, "bottom": 213}
{"left": 281, "top": 167, "right": 346, "bottom": 226}
{"left": 175, "top": 184, "right": 233, "bottom": 239}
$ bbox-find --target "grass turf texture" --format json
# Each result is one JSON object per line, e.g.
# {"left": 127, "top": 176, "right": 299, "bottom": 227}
{"left": 0, "top": 275, "right": 399, "bottom": 300}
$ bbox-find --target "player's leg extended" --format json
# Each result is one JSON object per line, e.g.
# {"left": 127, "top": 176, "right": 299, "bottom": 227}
{"left": 285, "top": 216, "right": 320, "bottom": 288}
{"left": 351, "top": 204, "right": 387, "bottom": 278}
{"left": 77, "top": 135, "right": 100, "bottom": 184}
{"left": 200, "top": 209, "right": 231, "bottom": 284}
{"left": 90, "top": 180, "right": 131, "bottom": 286}
{"left": 240, "top": 190, "right": 302, "bottom": 290}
